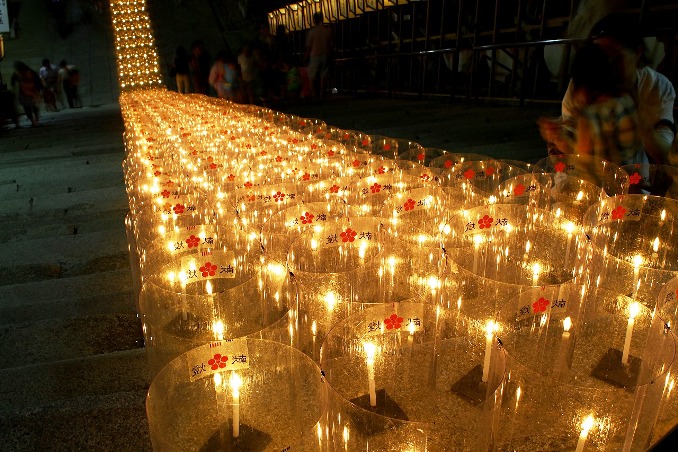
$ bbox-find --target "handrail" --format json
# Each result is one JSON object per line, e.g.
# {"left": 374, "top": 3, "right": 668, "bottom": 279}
{"left": 333, "top": 37, "right": 585, "bottom": 63}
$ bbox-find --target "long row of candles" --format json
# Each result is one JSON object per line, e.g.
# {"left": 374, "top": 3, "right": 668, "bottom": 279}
{"left": 121, "top": 88, "right": 678, "bottom": 451}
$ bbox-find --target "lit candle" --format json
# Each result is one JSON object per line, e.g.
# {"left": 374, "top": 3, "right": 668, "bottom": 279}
{"left": 363, "top": 342, "right": 377, "bottom": 406}
{"left": 482, "top": 320, "right": 496, "bottom": 382}
{"left": 532, "top": 262, "right": 541, "bottom": 287}
{"left": 407, "top": 321, "right": 415, "bottom": 347}
{"left": 575, "top": 415, "right": 595, "bottom": 452}
{"left": 556, "top": 317, "right": 572, "bottom": 374}
{"left": 473, "top": 234, "right": 482, "bottom": 274}
{"left": 563, "top": 222, "right": 575, "bottom": 270}
{"left": 652, "top": 237, "right": 659, "bottom": 260}
{"left": 622, "top": 302, "right": 640, "bottom": 365}
{"left": 214, "top": 371, "right": 223, "bottom": 394}
{"left": 632, "top": 254, "right": 643, "bottom": 298}
{"left": 213, "top": 319, "right": 224, "bottom": 341}
{"left": 206, "top": 279, "right": 214, "bottom": 310}
{"left": 230, "top": 371, "right": 242, "bottom": 438}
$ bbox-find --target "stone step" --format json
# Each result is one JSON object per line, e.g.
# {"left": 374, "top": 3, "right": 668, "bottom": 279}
{"left": 0, "top": 268, "right": 132, "bottom": 308}
{"left": 0, "top": 229, "right": 128, "bottom": 286}
{"left": 0, "top": 390, "right": 151, "bottom": 452}
{"left": 0, "top": 207, "right": 129, "bottom": 245}
{"left": 0, "top": 349, "right": 148, "bottom": 413}
{"left": 0, "top": 289, "right": 135, "bottom": 326}
{"left": 0, "top": 185, "right": 129, "bottom": 222}
{"left": 0, "top": 313, "right": 144, "bottom": 370}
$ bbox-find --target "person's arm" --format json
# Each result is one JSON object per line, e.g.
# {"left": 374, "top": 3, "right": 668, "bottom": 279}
{"left": 639, "top": 70, "right": 676, "bottom": 165}
{"left": 538, "top": 80, "right": 577, "bottom": 154}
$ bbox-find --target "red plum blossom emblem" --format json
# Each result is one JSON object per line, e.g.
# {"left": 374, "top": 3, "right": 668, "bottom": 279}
{"left": 208, "top": 354, "right": 228, "bottom": 370}
{"left": 383, "top": 143, "right": 392, "bottom": 151}
{"left": 361, "top": 139, "right": 370, "bottom": 146}
{"left": 417, "top": 153, "right": 425, "bottom": 161}
{"left": 377, "top": 166, "right": 386, "bottom": 174}
{"left": 444, "top": 160, "right": 453, "bottom": 168}
{"left": 532, "top": 297, "right": 549, "bottom": 313}
{"left": 300, "top": 212, "right": 314, "bottom": 224}
{"left": 340, "top": 228, "right": 357, "bottom": 243}
{"left": 478, "top": 215, "right": 493, "bottom": 229}
{"left": 199, "top": 262, "right": 218, "bottom": 277}
{"left": 275, "top": 156, "right": 283, "bottom": 162}
{"left": 514, "top": 184, "right": 526, "bottom": 196}
{"left": 244, "top": 181, "right": 253, "bottom": 188}
{"left": 611, "top": 206, "right": 627, "bottom": 220}
{"left": 273, "top": 191, "right": 285, "bottom": 202}
{"left": 404, "top": 199, "right": 416, "bottom": 211}
{"left": 464, "top": 168, "right": 476, "bottom": 180}
{"left": 302, "top": 173, "right": 311, "bottom": 181}
{"left": 629, "top": 173, "right": 642, "bottom": 185}
{"left": 173, "top": 204, "right": 185, "bottom": 215}
{"left": 186, "top": 235, "right": 201, "bottom": 248}
{"left": 161, "top": 189, "right": 171, "bottom": 198}
{"left": 554, "top": 161, "right": 566, "bottom": 173}
{"left": 384, "top": 314, "right": 404, "bottom": 330}
{"left": 370, "top": 183, "right": 381, "bottom": 193}
{"left": 486, "top": 167, "right": 496, "bottom": 176}
{"left": 227, "top": 174, "right": 235, "bottom": 181}
{"left": 327, "top": 150, "right": 335, "bottom": 157}
{"left": 352, "top": 159, "right": 361, "bottom": 167}
{"left": 209, "top": 163, "right": 217, "bottom": 170}
{"left": 420, "top": 173, "right": 431, "bottom": 181}
{"left": 329, "top": 185, "right": 340, "bottom": 194}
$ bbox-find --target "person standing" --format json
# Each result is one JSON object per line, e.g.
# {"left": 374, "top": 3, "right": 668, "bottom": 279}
{"left": 304, "top": 12, "right": 334, "bottom": 99}
{"left": 39, "top": 58, "right": 60, "bottom": 111}
{"left": 58, "top": 60, "right": 81, "bottom": 108}
{"left": 11, "top": 61, "right": 42, "bottom": 127}
{"left": 190, "top": 40, "right": 211, "bottom": 95}
{"left": 539, "top": 13, "right": 676, "bottom": 166}
{"left": 173, "top": 46, "right": 191, "bottom": 94}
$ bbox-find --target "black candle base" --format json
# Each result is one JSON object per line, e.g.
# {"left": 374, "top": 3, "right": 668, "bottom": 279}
{"left": 200, "top": 420, "right": 272, "bottom": 452}
{"left": 451, "top": 364, "right": 491, "bottom": 406}
{"left": 590, "top": 348, "right": 641, "bottom": 390}
{"left": 349, "top": 389, "right": 408, "bottom": 435}
{"left": 164, "top": 312, "right": 212, "bottom": 340}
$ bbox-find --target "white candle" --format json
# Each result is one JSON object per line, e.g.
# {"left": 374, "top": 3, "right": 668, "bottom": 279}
{"left": 652, "top": 237, "right": 659, "bottom": 260}
{"left": 622, "top": 302, "right": 640, "bottom": 365}
{"left": 482, "top": 320, "right": 496, "bottom": 382}
{"left": 213, "top": 319, "right": 224, "bottom": 341}
{"left": 472, "top": 235, "right": 482, "bottom": 274}
{"left": 632, "top": 254, "right": 643, "bottom": 298}
{"left": 363, "top": 342, "right": 377, "bottom": 406}
{"left": 230, "top": 371, "right": 242, "bottom": 437}
{"left": 575, "top": 415, "right": 595, "bottom": 452}
{"left": 531, "top": 262, "right": 541, "bottom": 287}
{"left": 556, "top": 317, "right": 572, "bottom": 373}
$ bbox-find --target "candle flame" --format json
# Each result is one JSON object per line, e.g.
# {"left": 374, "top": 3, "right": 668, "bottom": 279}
{"left": 629, "top": 302, "right": 640, "bottom": 319}
{"left": 563, "top": 221, "right": 575, "bottom": 234}
{"left": 581, "top": 415, "right": 595, "bottom": 432}
{"left": 563, "top": 317, "right": 572, "bottom": 332}
{"left": 311, "top": 320, "right": 317, "bottom": 336}
{"left": 485, "top": 319, "right": 497, "bottom": 337}
{"left": 213, "top": 320, "right": 225, "bottom": 339}
{"left": 205, "top": 280, "right": 213, "bottom": 295}
{"left": 229, "top": 371, "right": 242, "bottom": 394}
{"left": 213, "top": 372, "right": 223, "bottom": 391}
{"left": 473, "top": 234, "right": 483, "bottom": 247}
{"left": 653, "top": 237, "right": 659, "bottom": 253}
{"left": 363, "top": 342, "right": 377, "bottom": 360}
{"left": 408, "top": 321, "right": 415, "bottom": 335}
{"left": 632, "top": 254, "right": 643, "bottom": 268}
{"left": 525, "top": 240, "right": 531, "bottom": 253}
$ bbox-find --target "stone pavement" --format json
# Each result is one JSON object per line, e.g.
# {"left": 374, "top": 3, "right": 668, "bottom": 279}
{"left": 0, "top": 1, "right": 561, "bottom": 451}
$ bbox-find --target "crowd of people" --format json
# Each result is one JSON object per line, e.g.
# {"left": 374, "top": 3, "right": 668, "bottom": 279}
{"left": 1, "top": 57, "right": 81, "bottom": 129}
{"left": 170, "top": 14, "right": 335, "bottom": 107}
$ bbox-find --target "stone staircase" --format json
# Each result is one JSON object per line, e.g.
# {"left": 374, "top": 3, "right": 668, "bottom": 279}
{"left": 0, "top": 104, "right": 151, "bottom": 450}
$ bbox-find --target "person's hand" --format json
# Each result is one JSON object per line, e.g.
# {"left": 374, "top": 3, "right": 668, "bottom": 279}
{"left": 538, "top": 117, "right": 571, "bottom": 154}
